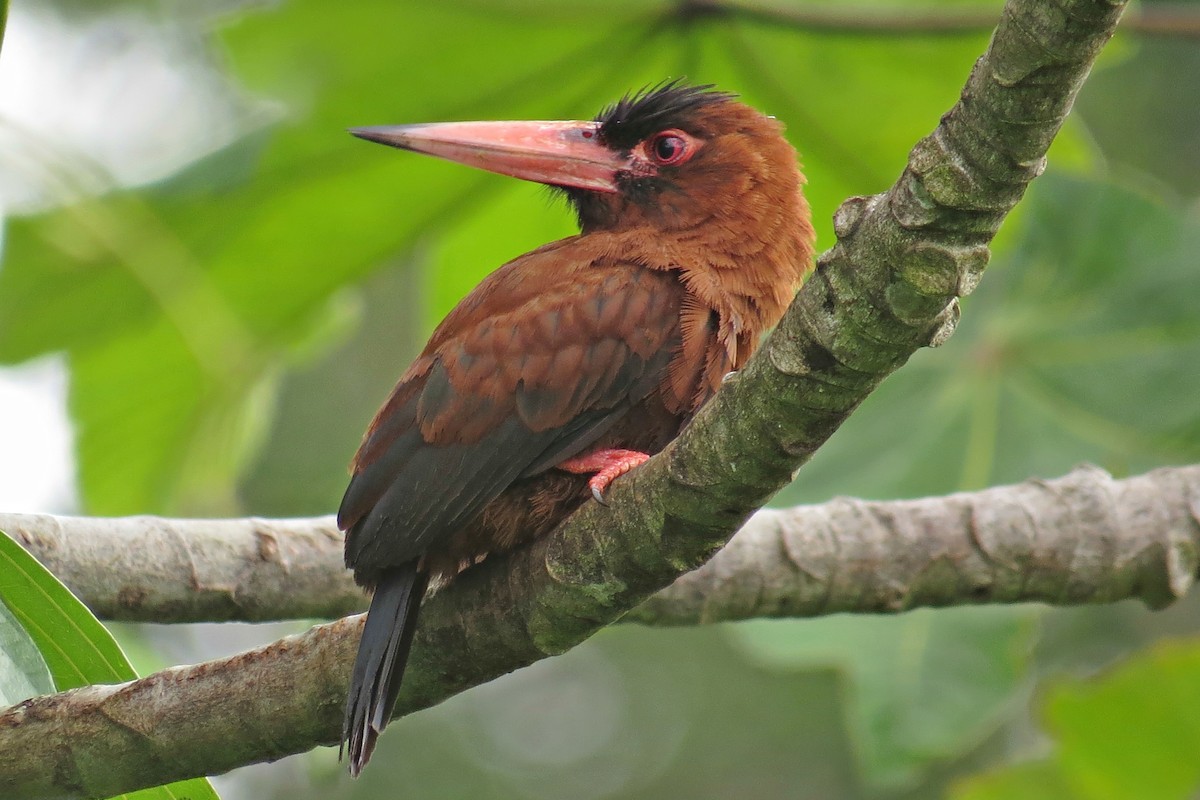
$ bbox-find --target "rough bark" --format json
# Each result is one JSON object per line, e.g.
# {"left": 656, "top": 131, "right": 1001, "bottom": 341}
{"left": 629, "top": 463, "right": 1200, "bottom": 624}
{"left": 0, "top": 0, "right": 1131, "bottom": 796}
{"left": 1, "top": 514, "right": 362, "bottom": 623}
{"left": 5, "top": 463, "right": 1199, "bottom": 624}
{"left": 698, "top": 0, "right": 1198, "bottom": 38}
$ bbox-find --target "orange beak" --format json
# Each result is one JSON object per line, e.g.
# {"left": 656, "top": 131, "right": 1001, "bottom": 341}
{"left": 350, "top": 120, "right": 629, "bottom": 193}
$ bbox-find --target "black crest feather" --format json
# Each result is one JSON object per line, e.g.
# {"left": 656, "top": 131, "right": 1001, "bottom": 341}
{"left": 596, "top": 80, "right": 736, "bottom": 150}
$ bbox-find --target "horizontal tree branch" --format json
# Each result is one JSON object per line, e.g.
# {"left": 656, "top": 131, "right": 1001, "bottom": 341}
{"left": 0, "top": 0, "right": 1129, "bottom": 796}
{"left": 5, "top": 463, "right": 1200, "bottom": 624}
{"left": 1, "top": 514, "right": 364, "bottom": 623}
{"left": 630, "top": 463, "right": 1200, "bottom": 624}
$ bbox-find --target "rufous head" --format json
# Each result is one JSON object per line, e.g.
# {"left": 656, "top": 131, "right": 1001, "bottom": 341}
{"left": 350, "top": 81, "right": 809, "bottom": 237}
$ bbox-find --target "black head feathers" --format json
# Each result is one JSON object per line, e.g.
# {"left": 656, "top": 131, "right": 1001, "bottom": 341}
{"left": 595, "top": 80, "right": 737, "bottom": 151}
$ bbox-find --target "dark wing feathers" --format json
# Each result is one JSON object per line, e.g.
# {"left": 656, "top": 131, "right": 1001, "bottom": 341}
{"left": 339, "top": 261, "right": 682, "bottom": 575}
{"left": 518, "top": 405, "right": 631, "bottom": 479}
{"left": 345, "top": 417, "right": 559, "bottom": 568}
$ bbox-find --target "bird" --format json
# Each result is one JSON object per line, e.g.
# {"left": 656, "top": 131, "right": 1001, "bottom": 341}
{"left": 338, "top": 81, "right": 815, "bottom": 775}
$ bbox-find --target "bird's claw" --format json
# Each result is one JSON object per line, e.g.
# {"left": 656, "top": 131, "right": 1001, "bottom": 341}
{"left": 558, "top": 448, "right": 652, "bottom": 506}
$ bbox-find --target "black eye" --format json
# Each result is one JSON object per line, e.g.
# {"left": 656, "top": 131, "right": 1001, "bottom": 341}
{"left": 650, "top": 132, "right": 689, "bottom": 165}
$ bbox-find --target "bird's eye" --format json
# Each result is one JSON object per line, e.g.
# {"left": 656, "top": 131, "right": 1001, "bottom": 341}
{"left": 649, "top": 131, "right": 691, "bottom": 165}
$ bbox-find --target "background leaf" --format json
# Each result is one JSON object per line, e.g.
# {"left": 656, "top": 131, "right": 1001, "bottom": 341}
{"left": 779, "top": 173, "right": 1200, "bottom": 509}
{"left": 953, "top": 639, "right": 1200, "bottom": 800}
{"left": 729, "top": 607, "right": 1037, "bottom": 788}
{"left": 1048, "top": 639, "right": 1200, "bottom": 799}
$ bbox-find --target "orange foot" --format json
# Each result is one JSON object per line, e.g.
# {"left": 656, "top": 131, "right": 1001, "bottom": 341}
{"left": 557, "top": 449, "right": 651, "bottom": 505}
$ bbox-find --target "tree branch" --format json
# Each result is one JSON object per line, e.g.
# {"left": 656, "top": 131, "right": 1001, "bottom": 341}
{"left": 630, "top": 464, "right": 1200, "bottom": 624}
{"left": 0, "top": 0, "right": 1130, "bottom": 796}
{"left": 685, "top": 0, "right": 1200, "bottom": 39}
{"left": 5, "top": 463, "right": 1200, "bottom": 625}
{"left": 1, "top": 514, "right": 364, "bottom": 623}
{"left": 4, "top": 463, "right": 1198, "bottom": 800}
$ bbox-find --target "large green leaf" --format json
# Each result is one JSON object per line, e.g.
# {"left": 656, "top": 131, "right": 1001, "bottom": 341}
{"left": 728, "top": 605, "right": 1037, "bottom": 788}
{"left": 0, "top": 531, "right": 220, "bottom": 800}
{"left": 0, "top": 3, "right": 650, "bottom": 515}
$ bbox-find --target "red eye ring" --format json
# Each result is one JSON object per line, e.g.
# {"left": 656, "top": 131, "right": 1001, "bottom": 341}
{"left": 649, "top": 130, "right": 691, "bottom": 165}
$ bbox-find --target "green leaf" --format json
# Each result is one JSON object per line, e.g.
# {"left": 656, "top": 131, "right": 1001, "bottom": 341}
{"left": 0, "top": 594, "right": 54, "bottom": 706}
{"left": 756, "top": 175, "right": 1200, "bottom": 790}
{"left": 0, "top": 530, "right": 221, "bottom": 800}
{"left": 728, "top": 605, "right": 1037, "bottom": 788}
{"left": 67, "top": 319, "right": 281, "bottom": 515}
{"left": 953, "top": 638, "right": 1200, "bottom": 800}
{"left": 1049, "top": 639, "right": 1200, "bottom": 799}
{"left": 953, "top": 760, "right": 1079, "bottom": 800}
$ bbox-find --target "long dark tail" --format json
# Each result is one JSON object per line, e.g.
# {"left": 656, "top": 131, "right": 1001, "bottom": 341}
{"left": 342, "top": 560, "right": 430, "bottom": 776}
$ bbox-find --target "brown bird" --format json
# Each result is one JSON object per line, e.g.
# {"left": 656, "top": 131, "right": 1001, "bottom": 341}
{"left": 338, "top": 82, "right": 815, "bottom": 774}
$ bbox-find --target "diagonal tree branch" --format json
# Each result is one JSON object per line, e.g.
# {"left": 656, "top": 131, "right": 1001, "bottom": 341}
{"left": 686, "top": 0, "right": 1200, "bottom": 39}
{"left": 5, "top": 463, "right": 1200, "bottom": 624}
{"left": 0, "top": 0, "right": 1130, "bottom": 796}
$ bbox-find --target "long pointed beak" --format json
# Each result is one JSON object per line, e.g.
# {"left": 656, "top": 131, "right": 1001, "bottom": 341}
{"left": 349, "top": 120, "right": 628, "bottom": 193}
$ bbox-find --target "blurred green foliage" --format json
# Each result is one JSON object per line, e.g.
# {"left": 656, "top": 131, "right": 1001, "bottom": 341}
{"left": 732, "top": 606, "right": 1038, "bottom": 787}
{"left": 954, "top": 639, "right": 1200, "bottom": 799}
{"left": 2, "top": 0, "right": 1200, "bottom": 798}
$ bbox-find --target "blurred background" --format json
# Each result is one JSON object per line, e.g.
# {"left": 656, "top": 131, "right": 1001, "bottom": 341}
{"left": 2, "top": 0, "right": 1200, "bottom": 798}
